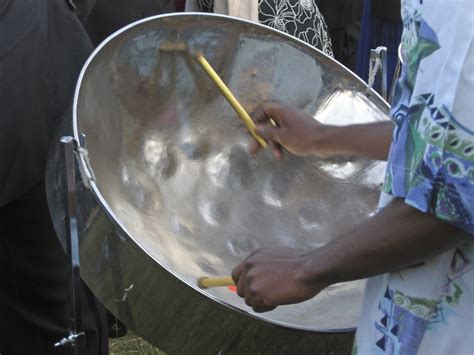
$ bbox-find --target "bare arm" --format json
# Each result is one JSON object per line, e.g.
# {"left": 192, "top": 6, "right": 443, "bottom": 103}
{"left": 313, "top": 121, "right": 393, "bottom": 161}
{"left": 302, "top": 199, "right": 467, "bottom": 284}
{"left": 232, "top": 199, "right": 468, "bottom": 312}
{"left": 249, "top": 103, "right": 394, "bottom": 161}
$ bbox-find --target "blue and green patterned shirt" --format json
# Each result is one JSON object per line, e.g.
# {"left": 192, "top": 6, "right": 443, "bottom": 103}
{"left": 355, "top": 1, "right": 474, "bottom": 354}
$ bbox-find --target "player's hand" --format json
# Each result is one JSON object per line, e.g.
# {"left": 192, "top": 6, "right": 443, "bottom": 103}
{"left": 249, "top": 103, "right": 330, "bottom": 159}
{"left": 231, "top": 248, "right": 327, "bottom": 313}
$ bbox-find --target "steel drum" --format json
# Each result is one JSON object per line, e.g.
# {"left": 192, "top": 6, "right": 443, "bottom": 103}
{"left": 47, "top": 14, "right": 389, "bottom": 354}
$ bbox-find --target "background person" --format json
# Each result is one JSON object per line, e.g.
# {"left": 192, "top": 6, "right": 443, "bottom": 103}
{"left": 185, "top": 0, "right": 334, "bottom": 57}
{"left": 0, "top": 0, "right": 176, "bottom": 353}
{"left": 316, "top": 0, "right": 363, "bottom": 70}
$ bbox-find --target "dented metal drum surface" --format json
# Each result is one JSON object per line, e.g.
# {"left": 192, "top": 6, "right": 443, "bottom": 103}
{"left": 47, "top": 14, "right": 389, "bottom": 354}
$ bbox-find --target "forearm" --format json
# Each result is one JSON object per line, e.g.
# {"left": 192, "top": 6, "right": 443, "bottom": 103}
{"left": 301, "top": 198, "right": 468, "bottom": 286}
{"left": 316, "top": 121, "right": 394, "bottom": 161}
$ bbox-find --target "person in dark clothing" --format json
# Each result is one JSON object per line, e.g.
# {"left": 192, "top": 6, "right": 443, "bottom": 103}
{"left": 0, "top": 1, "right": 108, "bottom": 354}
{"left": 316, "top": 0, "right": 363, "bottom": 70}
{"left": 0, "top": 182, "right": 108, "bottom": 355}
{"left": 1, "top": 0, "right": 177, "bottom": 353}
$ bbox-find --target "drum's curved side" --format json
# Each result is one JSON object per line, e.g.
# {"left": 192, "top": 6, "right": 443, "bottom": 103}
{"left": 46, "top": 117, "right": 354, "bottom": 354}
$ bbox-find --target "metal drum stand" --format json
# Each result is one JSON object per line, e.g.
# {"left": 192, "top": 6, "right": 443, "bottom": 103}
{"left": 366, "top": 46, "right": 388, "bottom": 100}
{"left": 54, "top": 136, "right": 86, "bottom": 355}
{"left": 366, "top": 44, "right": 404, "bottom": 103}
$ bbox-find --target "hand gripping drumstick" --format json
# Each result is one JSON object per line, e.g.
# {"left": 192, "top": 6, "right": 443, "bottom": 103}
{"left": 198, "top": 276, "right": 235, "bottom": 289}
{"left": 160, "top": 41, "right": 268, "bottom": 148}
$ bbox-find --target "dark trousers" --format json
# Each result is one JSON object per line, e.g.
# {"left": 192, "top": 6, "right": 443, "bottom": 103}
{"left": 0, "top": 181, "right": 108, "bottom": 355}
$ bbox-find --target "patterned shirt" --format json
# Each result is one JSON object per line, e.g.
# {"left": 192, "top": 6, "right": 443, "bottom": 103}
{"left": 196, "top": 0, "right": 334, "bottom": 56}
{"left": 355, "top": 1, "right": 474, "bottom": 354}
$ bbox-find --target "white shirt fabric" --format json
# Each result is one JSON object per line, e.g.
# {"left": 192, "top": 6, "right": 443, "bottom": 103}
{"left": 355, "top": 1, "right": 474, "bottom": 354}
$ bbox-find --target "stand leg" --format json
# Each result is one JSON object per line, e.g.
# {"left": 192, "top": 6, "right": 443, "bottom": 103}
{"left": 368, "top": 46, "right": 388, "bottom": 100}
{"left": 54, "top": 136, "right": 85, "bottom": 354}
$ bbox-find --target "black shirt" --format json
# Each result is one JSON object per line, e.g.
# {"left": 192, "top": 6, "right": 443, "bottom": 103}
{"left": 316, "top": 0, "right": 363, "bottom": 30}
{"left": 0, "top": 0, "right": 176, "bottom": 206}
{"left": 0, "top": 0, "right": 93, "bottom": 206}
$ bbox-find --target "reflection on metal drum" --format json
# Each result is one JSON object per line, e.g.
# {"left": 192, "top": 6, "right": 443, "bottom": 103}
{"left": 47, "top": 14, "right": 390, "bottom": 354}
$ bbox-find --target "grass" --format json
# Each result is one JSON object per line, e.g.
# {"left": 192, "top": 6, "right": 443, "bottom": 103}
{"left": 109, "top": 332, "right": 166, "bottom": 355}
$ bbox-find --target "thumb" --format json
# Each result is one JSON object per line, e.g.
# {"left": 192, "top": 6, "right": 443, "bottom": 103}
{"left": 256, "top": 123, "right": 281, "bottom": 143}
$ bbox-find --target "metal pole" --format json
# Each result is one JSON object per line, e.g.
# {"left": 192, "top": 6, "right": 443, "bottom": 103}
{"left": 54, "top": 136, "right": 85, "bottom": 354}
{"left": 369, "top": 46, "right": 388, "bottom": 100}
{"left": 389, "top": 44, "right": 404, "bottom": 104}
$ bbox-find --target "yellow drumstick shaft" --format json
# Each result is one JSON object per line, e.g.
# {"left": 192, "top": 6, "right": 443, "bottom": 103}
{"left": 194, "top": 52, "right": 268, "bottom": 148}
{"left": 198, "top": 276, "right": 235, "bottom": 289}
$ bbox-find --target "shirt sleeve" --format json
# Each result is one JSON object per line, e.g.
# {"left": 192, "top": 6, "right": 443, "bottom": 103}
{"left": 384, "top": 6, "right": 474, "bottom": 235}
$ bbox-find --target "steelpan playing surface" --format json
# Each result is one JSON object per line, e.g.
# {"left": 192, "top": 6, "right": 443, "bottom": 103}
{"left": 75, "top": 14, "right": 389, "bottom": 331}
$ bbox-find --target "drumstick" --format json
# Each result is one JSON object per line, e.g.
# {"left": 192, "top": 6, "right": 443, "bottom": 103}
{"left": 198, "top": 276, "right": 235, "bottom": 289}
{"left": 193, "top": 52, "right": 268, "bottom": 149}
{"left": 159, "top": 41, "right": 268, "bottom": 148}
